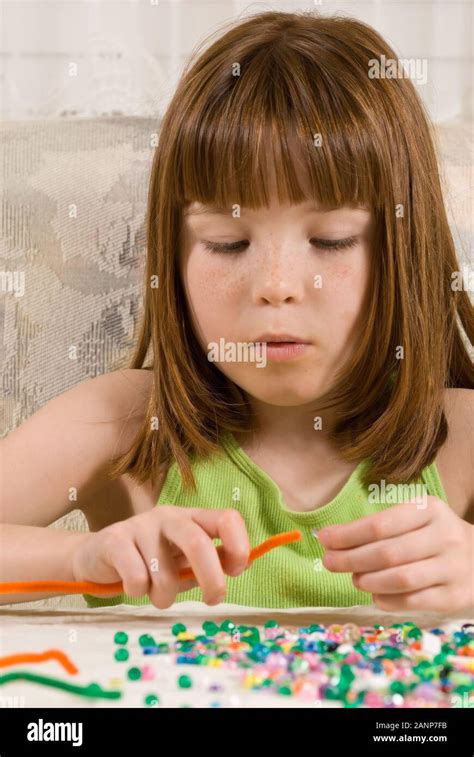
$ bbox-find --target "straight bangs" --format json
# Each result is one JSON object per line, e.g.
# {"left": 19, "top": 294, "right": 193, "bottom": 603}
{"left": 170, "top": 35, "right": 383, "bottom": 215}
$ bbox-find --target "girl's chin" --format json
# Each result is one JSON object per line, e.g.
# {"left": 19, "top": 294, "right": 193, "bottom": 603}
{"left": 239, "top": 385, "right": 328, "bottom": 407}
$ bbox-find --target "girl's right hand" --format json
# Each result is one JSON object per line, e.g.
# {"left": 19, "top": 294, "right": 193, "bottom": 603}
{"left": 71, "top": 506, "right": 251, "bottom": 608}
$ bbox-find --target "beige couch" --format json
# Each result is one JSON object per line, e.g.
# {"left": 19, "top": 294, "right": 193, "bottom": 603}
{"left": 0, "top": 117, "right": 472, "bottom": 608}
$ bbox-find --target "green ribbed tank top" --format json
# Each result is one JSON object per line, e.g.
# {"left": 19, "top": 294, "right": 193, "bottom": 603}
{"left": 84, "top": 432, "right": 448, "bottom": 609}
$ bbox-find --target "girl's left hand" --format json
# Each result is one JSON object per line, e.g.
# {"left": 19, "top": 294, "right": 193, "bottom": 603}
{"left": 317, "top": 497, "right": 474, "bottom": 612}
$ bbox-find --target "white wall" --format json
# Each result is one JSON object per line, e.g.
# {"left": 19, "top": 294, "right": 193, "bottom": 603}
{"left": 0, "top": 0, "right": 472, "bottom": 123}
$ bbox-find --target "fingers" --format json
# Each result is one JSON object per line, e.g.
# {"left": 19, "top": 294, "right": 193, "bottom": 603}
{"left": 322, "top": 522, "right": 440, "bottom": 574}
{"left": 373, "top": 584, "right": 457, "bottom": 612}
{"left": 103, "top": 533, "right": 151, "bottom": 598}
{"left": 160, "top": 516, "right": 228, "bottom": 605}
{"left": 102, "top": 507, "right": 251, "bottom": 608}
{"left": 190, "top": 509, "right": 251, "bottom": 577}
{"left": 133, "top": 530, "right": 183, "bottom": 608}
{"left": 352, "top": 556, "right": 446, "bottom": 594}
{"left": 177, "top": 508, "right": 251, "bottom": 576}
{"left": 317, "top": 500, "right": 435, "bottom": 550}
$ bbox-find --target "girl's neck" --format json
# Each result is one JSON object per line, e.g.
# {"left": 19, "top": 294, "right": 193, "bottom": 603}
{"left": 238, "top": 397, "right": 339, "bottom": 449}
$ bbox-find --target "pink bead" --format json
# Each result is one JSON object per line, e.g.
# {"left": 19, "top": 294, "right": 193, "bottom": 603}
{"left": 345, "top": 653, "right": 360, "bottom": 664}
{"left": 365, "top": 692, "right": 384, "bottom": 707}
{"left": 141, "top": 665, "right": 155, "bottom": 681}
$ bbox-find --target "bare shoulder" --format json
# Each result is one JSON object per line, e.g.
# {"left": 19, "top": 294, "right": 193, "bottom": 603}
{"left": 94, "top": 367, "right": 153, "bottom": 415}
{"left": 80, "top": 368, "right": 162, "bottom": 531}
{"left": 436, "top": 388, "right": 474, "bottom": 521}
{"left": 0, "top": 368, "right": 154, "bottom": 528}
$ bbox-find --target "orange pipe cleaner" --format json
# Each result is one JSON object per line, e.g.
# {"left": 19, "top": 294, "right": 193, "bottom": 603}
{"left": 0, "top": 529, "right": 302, "bottom": 597}
{"left": 0, "top": 649, "right": 78, "bottom": 674}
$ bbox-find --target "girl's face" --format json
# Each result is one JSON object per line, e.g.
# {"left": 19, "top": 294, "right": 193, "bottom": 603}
{"left": 180, "top": 192, "right": 373, "bottom": 408}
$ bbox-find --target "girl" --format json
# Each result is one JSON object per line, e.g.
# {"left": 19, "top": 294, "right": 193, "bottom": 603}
{"left": 1, "top": 11, "right": 473, "bottom": 613}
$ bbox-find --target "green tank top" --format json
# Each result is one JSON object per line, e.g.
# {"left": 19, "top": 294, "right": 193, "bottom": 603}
{"left": 84, "top": 432, "right": 448, "bottom": 609}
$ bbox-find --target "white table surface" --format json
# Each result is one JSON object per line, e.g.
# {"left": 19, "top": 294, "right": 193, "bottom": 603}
{"left": 0, "top": 602, "right": 472, "bottom": 709}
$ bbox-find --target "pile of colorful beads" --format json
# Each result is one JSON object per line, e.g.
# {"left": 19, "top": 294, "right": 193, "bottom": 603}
{"left": 134, "top": 619, "right": 473, "bottom": 708}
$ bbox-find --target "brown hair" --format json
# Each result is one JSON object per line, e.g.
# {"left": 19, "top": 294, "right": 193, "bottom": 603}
{"left": 107, "top": 10, "right": 474, "bottom": 492}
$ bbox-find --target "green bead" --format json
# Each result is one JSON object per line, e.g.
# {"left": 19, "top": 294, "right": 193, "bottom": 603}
{"left": 241, "top": 629, "right": 260, "bottom": 645}
{"left": 378, "top": 646, "right": 404, "bottom": 659}
{"left": 264, "top": 619, "right": 279, "bottom": 628}
{"left": 139, "top": 634, "right": 156, "bottom": 647}
{"left": 176, "top": 641, "right": 194, "bottom": 652}
{"left": 114, "top": 631, "right": 129, "bottom": 645}
{"left": 220, "top": 619, "right": 236, "bottom": 633}
{"left": 202, "top": 621, "right": 219, "bottom": 636}
{"left": 178, "top": 674, "right": 192, "bottom": 689}
{"left": 407, "top": 628, "right": 422, "bottom": 640}
{"left": 172, "top": 623, "right": 187, "bottom": 636}
{"left": 441, "top": 643, "right": 455, "bottom": 655}
{"left": 145, "top": 694, "right": 159, "bottom": 706}
{"left": 414, "top": 660, "right": 434, "bottom": 679}
{"left": 324, "top": 686, "right": 341, "bottom": 700}
{"left": 114, "top": 648, "right": 129, "bottom": 662}
{"left": 278, "top": 685, "right": 292, "bottom": 696}
{"left": 390, "top": 681, "right": 407, "bottom": 695}
{"left": 340, "top": 664, "right": 355, "bottom": 683}
{"left": 127, "top": 667, "right": 142, "bottom": 681}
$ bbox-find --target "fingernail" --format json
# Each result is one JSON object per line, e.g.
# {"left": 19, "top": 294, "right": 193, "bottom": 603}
{"left": 313, "top": 528, "right": 327, "bottom": 542}
{"left": 231, "top": 564, "right": 247, "bottom": 576}
{"left": 208, "top": 594, "right": 225, "bottom": 606}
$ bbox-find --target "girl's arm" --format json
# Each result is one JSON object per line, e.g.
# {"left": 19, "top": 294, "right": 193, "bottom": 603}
{"left": 0, "top": 369, "right": 152, "bottom": 603}
{"left": 0, "top": 524, "right": 91, "bottom": 604}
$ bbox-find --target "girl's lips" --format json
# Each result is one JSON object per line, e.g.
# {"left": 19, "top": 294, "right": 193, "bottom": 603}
{"left": 261, "top": 342, "right": 311, "bottom": 361}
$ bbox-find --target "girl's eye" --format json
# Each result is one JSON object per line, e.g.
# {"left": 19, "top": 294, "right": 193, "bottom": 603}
{"left": 203, "top": 236, "right": 359, "bottom": 254}
{"left": 203, "top": 240, "right": 249, "bottom": 253}
{"left": 310, "top": 236, "right": 359, "bottom": 251}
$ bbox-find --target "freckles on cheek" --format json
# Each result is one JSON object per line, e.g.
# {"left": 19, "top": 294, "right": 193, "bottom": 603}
{"left": 187, "top": 258, "right": 244, "bottom": 320}
{"left": 321, "top": 260, "right": 367, "bottom": 325}
{"left": 324, "top": 257, "right": 367, "bottom": 298}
